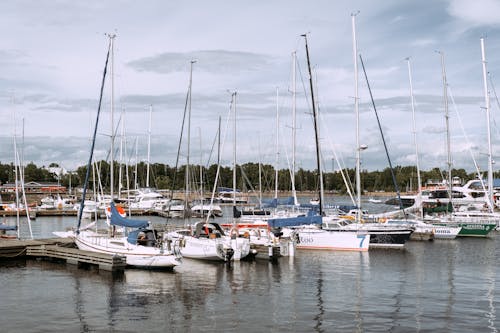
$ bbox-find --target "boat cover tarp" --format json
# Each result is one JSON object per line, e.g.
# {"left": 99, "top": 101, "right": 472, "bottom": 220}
{"left": 0, "top": 224, "right": 17, "bottom": 231}
{"left": 110, "top": 202, "right": 148, "bottom": 229}
{"left": 267, "top": 210, "right": 322, "bottom": 228}
{"left": 217, "top": 187, "right": 241, "bottom": 193}
{"left": 261, "top": 196, "right": 295, "bottom": 208}
{"left": 127, "top": 228, "right": 156, "bottom": 245}
{"left": 299, "top": 203, "right": 357, "bottom": 212}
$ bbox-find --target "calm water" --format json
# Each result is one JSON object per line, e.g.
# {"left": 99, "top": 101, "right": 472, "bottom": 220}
{"left": 1, "top": 199, "right": 499, "bottom": 332}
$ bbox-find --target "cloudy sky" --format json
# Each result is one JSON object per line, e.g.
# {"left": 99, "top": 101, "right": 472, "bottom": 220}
{"left": 2, "top": 0, "right": 500, "bottom": 177}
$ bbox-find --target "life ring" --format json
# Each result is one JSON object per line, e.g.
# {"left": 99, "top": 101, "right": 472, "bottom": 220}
{"left": 379, "top": 218, "right": 387, "bottom": 223}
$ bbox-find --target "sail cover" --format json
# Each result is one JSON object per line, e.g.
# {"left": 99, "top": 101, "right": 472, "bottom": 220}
{"left": 267, "top": 211, "right": 322, "bottom": 229}
{"left": 109, "top": 202, "right": 148, "bottom": 228}
{"left": 0, "top": 224, "right": 17, "bottom": 231}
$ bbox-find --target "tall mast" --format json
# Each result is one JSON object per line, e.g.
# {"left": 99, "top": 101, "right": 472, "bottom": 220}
{"left": 12, "top": 127, "right": 20, "bottom": 238}
{"left": 118, "top": 107, "right": 124, "bottom": 199}
{"left": 406, "top": 58, "right": 423, "bottom": 219}
{"left": 481, "top": 38, "right": 494, "bottom": 209}
{"left": 232, "top": 92, "right": 237, "bottom": 206}
{"left": 77, "top": 40, "right": 111, "bottom": 234}
{"left": 291, "top": 51, "right": 298, "bottom": 205}
{"left": 302, "top": 33, "right": 323, "bottom": 216}
{"left": 146, "top": 104, "right": 152, "bottom": 188}
{"left": 134, "top": 137, "right": 139, "bottom": 190}
{"left": 275, "top": 87, "right": 279, "bottom": 199}
{"left": 199, "top": 127, "right": 203, "bottom": 210}
{"left": 258, "top": 136, "right": 263, "bottom": 206}
{"left": 109, "top": 33, "right": 116, "bottom": 201}
{"left": 439, "top": 51, "right": 453, "bottom": 205}
{"left": 352, "top": 12, "right": 362, "bottom": 222}
{"left": 185, "top": 60, "right": 195, "bottom": 210}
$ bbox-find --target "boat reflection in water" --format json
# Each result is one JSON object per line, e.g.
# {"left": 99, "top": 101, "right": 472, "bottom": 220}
{"left": 1, "top": 233, "right": 500, "bottom": 331}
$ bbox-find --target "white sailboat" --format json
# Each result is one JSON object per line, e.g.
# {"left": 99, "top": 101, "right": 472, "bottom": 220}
{"left": 167, "top": 221, "right": 245, "bottom": 261}
{"left": 168, "top": 87, "right": 250, "bottom": 261}
{"left": 55, "top": 36, "right": 182, "bottom": 269}
{"left": 272, "top": 34, "right": 370, "bottom": 252}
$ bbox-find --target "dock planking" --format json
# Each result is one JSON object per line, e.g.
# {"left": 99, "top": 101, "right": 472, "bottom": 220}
{"left": 0, "top": 238, "right": 126, "bottom": 271}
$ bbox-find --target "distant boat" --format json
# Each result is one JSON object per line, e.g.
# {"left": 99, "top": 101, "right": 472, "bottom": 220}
{"left": 367, "top": 197, "right": 382, "bottom": 204}
{"left": 0, "top": 223, "right": 17, "bottom": 239}
{"left": 309, "top": 198, "right": 320, "bottom": 205}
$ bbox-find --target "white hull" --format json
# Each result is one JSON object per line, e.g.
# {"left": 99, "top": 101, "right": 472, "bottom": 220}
{"left": 75, "top": 231, "right": 181, "bottom": 268}
{"left": 170, "top": 233, "right": 232, "bottom": 261}
{"left": 432, "top": 225, "right": 462, "bottom": 239}
{"left": 294, "top": 227, "right": 370, "bottom": 251}
{"left": 190, "top": 204, "right": 223, "bottom": 217}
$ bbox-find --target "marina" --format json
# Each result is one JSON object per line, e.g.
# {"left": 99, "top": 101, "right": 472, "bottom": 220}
{"left": 2, "top": 1, "right": 500, "bottom": 331}
{"left": 0, "top": 206, "right": 498, "bottom": 332}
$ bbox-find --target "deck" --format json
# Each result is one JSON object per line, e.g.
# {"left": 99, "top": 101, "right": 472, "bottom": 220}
{"left": 0, "top": 238, "right": 126, "bottom": 271}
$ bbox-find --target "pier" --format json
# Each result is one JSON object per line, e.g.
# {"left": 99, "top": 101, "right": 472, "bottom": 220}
{"left": 0, "top": 238, "right": 126, "bottom": 272}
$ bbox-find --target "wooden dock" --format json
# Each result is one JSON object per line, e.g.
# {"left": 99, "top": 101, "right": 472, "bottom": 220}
{"left": 0, "top": 238, "right": 126, "bottom": 272}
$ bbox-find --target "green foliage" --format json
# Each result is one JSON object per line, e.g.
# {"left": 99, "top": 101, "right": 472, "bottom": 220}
{"left": 0, "top": 161, "right": 486, "bottom": 193}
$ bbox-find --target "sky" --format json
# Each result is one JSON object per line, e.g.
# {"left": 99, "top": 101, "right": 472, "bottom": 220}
{"left": 2, "top": 0, "right": 500, "bottom": 178}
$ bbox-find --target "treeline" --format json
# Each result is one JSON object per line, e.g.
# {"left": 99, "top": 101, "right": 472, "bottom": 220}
{"left": 1, "top": 161, "right": 497, "bottom": 194}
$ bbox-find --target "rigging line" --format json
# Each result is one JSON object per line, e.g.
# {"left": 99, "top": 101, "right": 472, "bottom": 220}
{"left": 168, "top": 74, "right": 191, "bottom": 203}
{"left": 204, "top": 121, "right": 219, "bottom": 168}
{"left": 488, "top": 73, "right": 500, "bottom": 137}
{"left": 204, "top": 93, "right": 234, "bottom": 224}
{"left": 448, "top": 86, "right": 494, "bottom": 212}
{"left": 317, "top": 111, "right": 356, "bottom": 205}
{"left": 359, "top": 54, "right": 405, "bottom": 214}
{"left": 296, "top": 56, "right": 313, "bottom": 117}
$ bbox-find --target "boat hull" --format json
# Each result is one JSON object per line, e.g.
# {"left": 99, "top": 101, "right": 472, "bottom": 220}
{"left": 75, "top": 232, "right": 181, "bottom": 268}
{"left": 456, "top": 223, "right": 496, "bottom": 237}
{"left": 295, "top": 228, "right": 370, "bottom": 251}
{"left": 432, "top": 226, "right": 462, "bottom": 239}
{"left": 368, "top": 230, "right": 413, "bottom": 248}
{"left": 178, "top": 237, "right": 233, "bottom": 261}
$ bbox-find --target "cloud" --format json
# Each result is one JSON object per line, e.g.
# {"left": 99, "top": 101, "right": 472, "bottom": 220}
{"left": 448, "top": 0, "right": 500, "bottom": 26}
{"left": 127, "top": 50, "right": 276, "bottom": 74}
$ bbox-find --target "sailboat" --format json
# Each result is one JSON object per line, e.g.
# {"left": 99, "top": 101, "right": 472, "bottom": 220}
{"left": 269, "top": 34, "right": 370, "bottom": 252}
{"left": 321, "top": 14, "right": 413, "bottom": 248}
{"left": 167, "top": 220, "right": 243, "bottom": 262}
{"left": 55, "top": 36, "right": 182, "bottom": 269}
{"left": 423, "top": 45, "right": 498, "bottom": 236}
{"left": 167, "top": 85, "right": 250, "bottom": 261}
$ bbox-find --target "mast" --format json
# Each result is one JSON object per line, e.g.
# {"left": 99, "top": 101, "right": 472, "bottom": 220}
{"left": 13, "top": 132, "right": 20, "bottom": 239}
{"left": 406, "top": 58, "right": 423, "bottom": 219}
{"left": 291, "top": 51, "right": 298, "bottom": 205}
{"left": 302, "top": 33, "right": 323, "bottom": 216}
{"left": 352, "top": 12, "right": 362, "bottom": 222}
{"left": 134, "top": 137, "right": 139, "bottom": 190}
{"left": 77, "top": 39, "right": 111, "bottom": 233}
{"left": 480, "top": 38, "right": 494, "bottom": 209}
{"left": 109, "top": 33, "right": 116, "bottom": 201}
{"left": 199, "top": 127, "right": 204, "bottom": 213}
{"left": 185, "top": 60, "right": 195, "bottom": 213}
{"left": 232, "top": 91, "right": 237, "bottom": 206}
{"left": 439, "top": 51, "right": 453, "bottom": 207}
{"left": 118, "top": 107, "right": 124, "bottom": 199}
{"left": 146, "top": 104, "right": 152, "bottom": 188}
{"left": 19, "top": 120, "right": 32, "bottom": 239}
{"left": 258, "top": 136, "right": 263, "bottom": 207}
{"left": 275, "top": 87, "right": 279, "bottom": 199}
